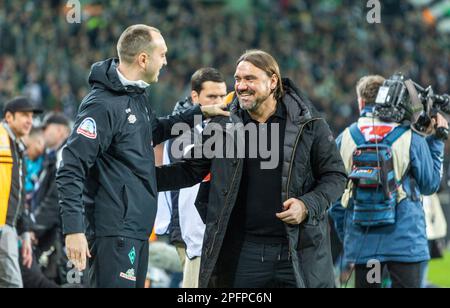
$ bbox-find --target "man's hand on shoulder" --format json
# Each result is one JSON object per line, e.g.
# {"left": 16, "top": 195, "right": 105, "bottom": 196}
{"left": 200, "top": 103, "right": 230, "bottom": 118}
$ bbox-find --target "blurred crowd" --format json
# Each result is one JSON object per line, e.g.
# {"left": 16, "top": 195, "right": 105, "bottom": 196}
{"left": 0, "top": 0, "right": 449, "bottom": 288}
{"left": 1, "top": 0, "right": 449, "bottom": 133}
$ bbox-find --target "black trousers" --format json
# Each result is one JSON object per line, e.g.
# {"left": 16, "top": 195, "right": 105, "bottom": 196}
{"left": 20, "top": 252, "right": 60, "bottom": 288}
{"left": 220, "top": 240, "right": 297, "bottom": 288}
{"left": 88, "top": 236, "right": 149, "bottom": 288}
{"left": 355, "top": 261, "right": 422, "bottom": 288}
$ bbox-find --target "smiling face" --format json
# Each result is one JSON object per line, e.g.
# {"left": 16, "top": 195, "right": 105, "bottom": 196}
{"left": 234, "top": 61, "right": 278, "bottom": 112}
{"left": 117, "top": 25, "right": 168, "bottom": 84}
{"left": 139, "top": 31, "right": 168, "bottom": 84}
{"left": 5, "top": 111, "right": 34, "bottom": 138}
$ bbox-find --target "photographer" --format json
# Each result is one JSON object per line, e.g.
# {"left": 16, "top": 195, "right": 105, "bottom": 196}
{"left": 330, "top": 75, "right": 447, "bottom": 288}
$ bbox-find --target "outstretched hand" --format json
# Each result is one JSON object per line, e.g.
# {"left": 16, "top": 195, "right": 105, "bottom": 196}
{"left": 200, "top": 102, "right": 230, "bottom": 118}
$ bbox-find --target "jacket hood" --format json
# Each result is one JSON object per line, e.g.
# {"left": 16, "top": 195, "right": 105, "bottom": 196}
{"left": 282, "top": 78, "right": 320, "bottom": 120}
{"left": 88, "top": 58, "right": 145, "bottom": 94}
{"left": 172, "top": 97, "right": 195, "bottom": 116}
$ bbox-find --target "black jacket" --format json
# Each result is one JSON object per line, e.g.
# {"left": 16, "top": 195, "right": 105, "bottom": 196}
{"left": 157, "top": 79, "right": 347, "bottom": 287}
{"left": 56, "top": 58, "right": 203, "bottom": 240}
{"left": 1, "top": 122, "right": 30, "bottom": 233}
{"left": 33, "top": 143, "right": 66, "bottom": 235}
{"left": 168, "top": 97, "right": 195, "bottom": 245}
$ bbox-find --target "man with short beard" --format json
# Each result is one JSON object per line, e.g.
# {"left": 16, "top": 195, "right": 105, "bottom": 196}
{"left": 157, "top": 50, "right": 347, "bottom": 288}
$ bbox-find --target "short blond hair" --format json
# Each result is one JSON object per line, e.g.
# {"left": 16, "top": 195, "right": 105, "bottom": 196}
{"left": 117, "top": 25, "right": 161, "bottom": 64}
{"left": 356, "top": 75, "right": 385, "bottom": 104}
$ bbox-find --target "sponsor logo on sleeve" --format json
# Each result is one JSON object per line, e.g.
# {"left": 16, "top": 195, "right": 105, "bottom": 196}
{"left": 77, "top": 118, "right": 97, "bottom": 139}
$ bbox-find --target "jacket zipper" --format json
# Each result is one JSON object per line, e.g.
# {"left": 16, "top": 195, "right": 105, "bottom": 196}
{"left": 138, "top": 96, "right": 152, "bottom": 148}
{"left": 207, "top": 159, "right": 241, "bottom": 257}
{"left": 12, "top": 144, "right": 23, "bottom": 227}
{"left": 285, "top": 118, "right": 320, "bottom": 288}
{"left": 285, "top": 119, "right": 319, "bottom": 199}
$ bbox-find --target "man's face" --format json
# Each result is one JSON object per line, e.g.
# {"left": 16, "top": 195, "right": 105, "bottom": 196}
{"left": 234, "top": 61, "right": 277, "bottom": 112}
{"left": 44, "top": 124, "right": 67, "bottom": 149}
{"left": 5, "top": 111, "right": 33, "bottom": 138}
{"left": 192, "top": 81, "right": 227, "bottom": 107}
{"left": 143, "top": 32, "right": 168, "bottom": 83}
{"left": 23, "top": 134, "right": 45, "bottom": 161}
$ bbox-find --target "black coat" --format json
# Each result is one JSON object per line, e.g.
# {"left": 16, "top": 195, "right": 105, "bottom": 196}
{"left": 1, "top": 122, "right": 29, "bottom": 233}
{"left": 157, "top": 79, "right": 347, "bottom": 287}
{"left": 168, "top": 97, "right": 195, "bottom": 245}
{"left": 34, "top": 149, "right": 60, "bottom": 233}
{"left": 57, "top": 58, "right": 203, "bottom": 240}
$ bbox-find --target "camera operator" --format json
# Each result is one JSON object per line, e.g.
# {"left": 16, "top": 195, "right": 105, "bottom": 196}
{"left": 330, "top": 75, "right": 447, "bottom": 288}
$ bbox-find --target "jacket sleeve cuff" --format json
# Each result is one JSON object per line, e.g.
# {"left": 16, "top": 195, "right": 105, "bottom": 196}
{"left": 298, "top": 196, "right": 317, "bottom": 225}
{"left": 180, "top": 105, "right": 204, "bottom": 127}
{"left": 62, "top": 214, "right": 85, "bottom": 235}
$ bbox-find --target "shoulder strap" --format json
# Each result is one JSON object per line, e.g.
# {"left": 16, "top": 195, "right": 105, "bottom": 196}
{"left": 383, "top": 125, "right": 409, "bottom": 146}
{"left": 349, "top": 123, "right": 366, "bottom": 146}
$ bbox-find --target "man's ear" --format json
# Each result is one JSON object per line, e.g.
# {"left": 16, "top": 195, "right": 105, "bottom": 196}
{"left": 191, "top": 90, "right": 200, "bottom": 104}
{"left": 4, "top": 111, "right": 14, "bottom": 123}
{"left": 270, "top": 74, "right": 278, "bottom": 91}
{"left": 137, "top": 52, "right": 148, "bottom": 70}
{"left": 358, "top": 97, "right": 365, "bottom": 111}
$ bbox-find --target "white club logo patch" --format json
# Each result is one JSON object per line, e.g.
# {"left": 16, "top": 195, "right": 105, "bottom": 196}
{"left": 119, "top": 268, "right": 136, "bottom": 282}
{"left": 77, "top": 117, "right": 97, "bottom": 139}
{"left": 128, "top": 114, "right": 137, "bottom": 124}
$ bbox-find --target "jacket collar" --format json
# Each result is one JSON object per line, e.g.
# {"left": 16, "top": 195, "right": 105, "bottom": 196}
{"left": 282, "top": 78, "right": 316, "bottom": 124}
{"left": 360, "top": 106, "right": 375, "bottom": 117}
{"left": 89, "top": 58, "right": 147, "bottom": 95}
{"left": 116, "top": 67, "right": 150, "bottom": 90}
{"left": 1, "top": 121, "right": 26, "bottom": 154}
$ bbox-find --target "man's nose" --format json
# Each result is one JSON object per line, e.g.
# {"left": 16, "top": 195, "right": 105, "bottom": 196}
{"left": 236, "top": 80, "right": 248, "bottom": 91}
{"left": 215, "top": 97, "right": 225, "bottom": 105}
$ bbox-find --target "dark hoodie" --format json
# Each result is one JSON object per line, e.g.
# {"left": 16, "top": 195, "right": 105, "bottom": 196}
{"left": 56, "top": 59, "right": 202, "bottom": 240}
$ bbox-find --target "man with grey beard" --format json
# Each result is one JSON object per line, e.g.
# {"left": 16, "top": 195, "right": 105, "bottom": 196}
{"left": 157, "top": 50, "right": 347, "bottom": 288}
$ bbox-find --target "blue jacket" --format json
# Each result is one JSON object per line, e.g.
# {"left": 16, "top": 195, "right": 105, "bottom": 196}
{"left": 329, "top": 120, "right": 444, "bottom": 265}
